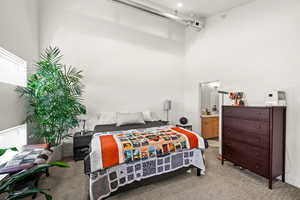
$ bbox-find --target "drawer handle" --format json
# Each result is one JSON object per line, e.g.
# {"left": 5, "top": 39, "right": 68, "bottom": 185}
{"left": 255, "top": 138, "right": 261, "bottom": 143}
{"left": 258, "top": 125, "right": 262, "bottom": 129}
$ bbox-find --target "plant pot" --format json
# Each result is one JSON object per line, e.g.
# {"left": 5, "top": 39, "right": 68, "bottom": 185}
{"left": 62, "top": 137, "right": 73, "bottom": 158}
{"left": 49, "top": 144, "right": 63, "bottom": 162}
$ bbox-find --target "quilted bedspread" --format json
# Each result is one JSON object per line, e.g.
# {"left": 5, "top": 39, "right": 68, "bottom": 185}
{"left": 90, "top": 126, "right": 204, "bottom": 172}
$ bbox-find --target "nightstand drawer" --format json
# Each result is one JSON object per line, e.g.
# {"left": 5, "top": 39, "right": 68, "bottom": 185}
{"left": 74, "top": 147, "right": 90, "bottom": 161}
{"left": 73, "top": 131, "right": 94, "bottom": 161}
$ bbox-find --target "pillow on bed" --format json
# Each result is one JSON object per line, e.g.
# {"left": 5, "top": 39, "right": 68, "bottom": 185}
{"left": 142, "top": 111, "right": 153, "bottom": 121}
{"left": 98, "top": 112, "right": 116, "bottom": 125}
{"left": 116, "top": 112, "right": 145, "bottom": 126}
{"left": 151, "top": 112, "right": 162, "bottom": 121}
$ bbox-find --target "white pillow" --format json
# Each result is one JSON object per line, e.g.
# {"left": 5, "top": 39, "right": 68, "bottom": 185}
{"left": 142, "top": 111, "right": 153, "bottom": 121}
{"left": 86, "top": 118, "right": 100, "bottom": 130}
{"left": 116, "top": 112, "right": 145, "bottom": 126}
{"left": 98, "top": 112, "right": 116, "bottom": 125}
{"left": 151, "top": 112, "right": 162, "bottom": 121}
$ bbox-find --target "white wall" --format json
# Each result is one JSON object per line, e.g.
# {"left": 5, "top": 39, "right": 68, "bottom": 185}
{"left": 39, "top": 0, "right": 185, "bottom": 123}
{"left": 184, "top": 0, "right": 300, "bottom": 187}
{"left": 0, "top": 0, "right": 39, "bottom": 72}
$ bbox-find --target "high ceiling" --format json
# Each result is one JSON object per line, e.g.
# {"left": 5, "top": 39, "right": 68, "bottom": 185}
{"left": 149, "top": 0, "right": 255, "bottom": 16}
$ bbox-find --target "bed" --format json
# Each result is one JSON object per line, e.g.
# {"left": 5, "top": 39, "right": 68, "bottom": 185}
{"left": 85, "top": 121, "right": 206, "bottom": 200}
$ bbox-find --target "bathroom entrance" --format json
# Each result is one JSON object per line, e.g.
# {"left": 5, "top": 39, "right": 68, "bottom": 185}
{"left": 200, "top": 81, "right": 220, "bottom": 145}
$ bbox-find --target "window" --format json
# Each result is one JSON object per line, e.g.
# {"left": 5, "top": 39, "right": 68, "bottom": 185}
{"left": 0, "top": 125, "right": 27, "bottom": 164}
{"left": 0, "top": 47, "right": 27, "bottom": 87}
{"left": 0, "top": 47, "right": 27, "bottom": 176}
{"left": 0, "top": 124, "right": 27, "bottom": 180}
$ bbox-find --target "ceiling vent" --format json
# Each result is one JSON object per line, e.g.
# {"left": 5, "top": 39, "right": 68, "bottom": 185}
{"left": 110, "top": 0, "right": 205, "bottom": 31}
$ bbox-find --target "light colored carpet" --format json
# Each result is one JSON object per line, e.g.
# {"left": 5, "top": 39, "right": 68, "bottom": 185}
{"left": 208, "top": 140, "right": 220, "bottom": 148}
{"left": 31, "top": 147, "right": 300, "bottom": 200}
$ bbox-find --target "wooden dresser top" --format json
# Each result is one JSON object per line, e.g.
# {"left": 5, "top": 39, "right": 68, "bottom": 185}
{"left": 222, "top": 105, "right": 286, "bottom": 109}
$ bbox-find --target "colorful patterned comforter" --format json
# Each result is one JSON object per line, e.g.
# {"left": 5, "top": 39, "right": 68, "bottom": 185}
{"left": 90, "top": 126, "right": 204, "bottom": 172}
{"left": 89, "top": 126, "right": 205, "bottom": 200}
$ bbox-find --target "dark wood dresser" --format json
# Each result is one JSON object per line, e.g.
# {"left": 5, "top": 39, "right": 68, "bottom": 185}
{"left": 221, "top": 106, "right": 286, "bottom": 189}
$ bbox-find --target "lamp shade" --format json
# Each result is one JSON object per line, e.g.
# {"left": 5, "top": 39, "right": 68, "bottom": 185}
{"left": 163, "top": 100, "right": 172, "bottom": 111}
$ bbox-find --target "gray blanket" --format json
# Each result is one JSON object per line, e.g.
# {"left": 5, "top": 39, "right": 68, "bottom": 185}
{"left": 93, "top": 121, "right": 168, "bottom": 133}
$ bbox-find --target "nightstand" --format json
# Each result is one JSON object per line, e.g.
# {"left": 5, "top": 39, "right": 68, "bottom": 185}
{"left": 176, "top": 124, "right": 192, "bottom": 131}
{"left": 73, "top": 131, "right": 94, "bottom": 161}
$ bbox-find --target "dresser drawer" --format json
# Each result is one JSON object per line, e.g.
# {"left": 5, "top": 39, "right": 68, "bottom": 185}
{"left": 223, "top": 117, "right": 269, "bottom": 136}
{"left": 223, "top": 128, "right": 269, "bottom": 149}
{"left": 223, "top": 107, "right": 269, "bottom": 122}
{"left": 223, "top": 147, "right": 269, "bottom": 178}
{"left": 223, "top": 148, "right": 248, "bottom": 167}
{"left": 248, "top": 160, "right": 269, "bottom": 178}
{"left": 223, "top": 140, "right": 268, "bottom": 161}
{"left": 223, "top": 140, "right": 269, "bottom": 176}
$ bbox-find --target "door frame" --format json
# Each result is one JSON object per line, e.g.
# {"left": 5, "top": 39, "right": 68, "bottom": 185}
{"left": 198, "top": 80, "right": 222, "bottom": 153}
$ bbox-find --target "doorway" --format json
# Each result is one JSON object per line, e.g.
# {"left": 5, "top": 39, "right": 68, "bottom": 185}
{"left": 200, "top": 81, "right": 220, "bottom": 147}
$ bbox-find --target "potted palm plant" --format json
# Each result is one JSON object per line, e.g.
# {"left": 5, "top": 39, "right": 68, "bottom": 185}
{"left": 17, "top": 47, "right": 86, "bottom": 161}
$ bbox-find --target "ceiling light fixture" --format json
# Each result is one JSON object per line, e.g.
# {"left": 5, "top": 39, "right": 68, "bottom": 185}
{"left": 110, "top": 0, "right": 204, "bottom": 31}
{"left": 177, "top": 2, "right": 183, "bottom": 8}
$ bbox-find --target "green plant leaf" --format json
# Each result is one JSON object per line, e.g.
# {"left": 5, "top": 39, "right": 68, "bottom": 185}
{"left": 10, "top": 147, "right": 18, "bottom": 152}
{"left": 4, "top": 187, "right": 51, "bottom": 200}
{"left": 48, "top": 161, "right": 70, "bottom": 168}
{"left": 0, "top": 161, "right": 69, "bottom": 193}
{"left": 40, "top": 191, "right": 53, "bottom": 200}
{"left": 0, "top": 149, "right": 7, "bottom": 157}
{"left": 0, "top": 148, "right": 18, "bottom": 157}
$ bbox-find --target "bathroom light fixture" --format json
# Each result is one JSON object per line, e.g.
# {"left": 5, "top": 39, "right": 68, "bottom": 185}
{"left": 177, "top": 2, "right": 183, "bottom": 8}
